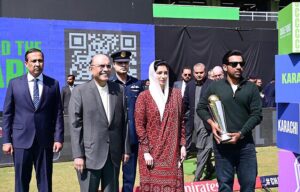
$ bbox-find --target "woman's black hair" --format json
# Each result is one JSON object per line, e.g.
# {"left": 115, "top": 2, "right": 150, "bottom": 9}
{"left": 153, "top": 60, "right": 169, "bottom": 71}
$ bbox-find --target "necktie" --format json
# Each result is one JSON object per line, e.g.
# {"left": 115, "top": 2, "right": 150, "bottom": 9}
{"left": 33, "top": 79, "right": 40, "bottom": 110}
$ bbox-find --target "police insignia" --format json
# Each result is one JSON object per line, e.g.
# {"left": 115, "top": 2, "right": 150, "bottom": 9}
{"left": 121, "top": 51, "right": 126, "bottom": 58}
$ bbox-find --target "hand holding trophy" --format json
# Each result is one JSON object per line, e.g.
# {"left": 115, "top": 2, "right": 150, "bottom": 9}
{"left": 208, "top": 95, "right": 231, "bottom": 143}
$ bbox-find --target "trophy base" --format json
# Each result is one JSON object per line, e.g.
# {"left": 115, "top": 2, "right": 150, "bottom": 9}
{"left": 220, "top": 134, "right": 231, "bottom": 143}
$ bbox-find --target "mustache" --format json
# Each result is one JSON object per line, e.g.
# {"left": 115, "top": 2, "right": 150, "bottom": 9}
{"left": 99, "top": 71, "right": 109, "bottom": 75}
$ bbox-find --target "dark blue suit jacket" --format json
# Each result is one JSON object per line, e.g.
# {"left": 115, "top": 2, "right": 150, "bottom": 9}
{"left": 2, "top": 74, "right": 64, "bottom": 149}
{"left": 110, "top": 75, "right": 144, "bottom": 145}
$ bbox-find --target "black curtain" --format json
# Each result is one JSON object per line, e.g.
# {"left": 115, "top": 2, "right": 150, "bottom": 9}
{"left": 155, "top": 25, "right": 278, "bottom": 87}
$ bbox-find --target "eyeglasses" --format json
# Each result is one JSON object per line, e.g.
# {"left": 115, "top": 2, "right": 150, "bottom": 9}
{"left": 227, "top": 61, "right": 245, "bottom": 68}
{"left": 90, "top": 64, "right": 112, "bottom": 69}
{"left": 183, "top": 74, "right": 192, "bottom": 77}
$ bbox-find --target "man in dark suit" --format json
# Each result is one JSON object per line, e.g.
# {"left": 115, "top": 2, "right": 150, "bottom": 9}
{"left": 183, "top": 63, "right": 214, "bottom": 181}
{"left": 69, "top": 54, "right": 130, "bottom": 192}
{"left": 110, "top": 50, "right": 144, "bottom": 192}
{"left": 173, "top": 66, "right": 192, "bottom": 97}
{"left": 263, "top": 79, "right": 275, "bottom": 107}
{"left": 2, "top": 48, "right": 64, "bottom": 192}
{"left": 61, "top": 74, "right": 75, "bottom": 115}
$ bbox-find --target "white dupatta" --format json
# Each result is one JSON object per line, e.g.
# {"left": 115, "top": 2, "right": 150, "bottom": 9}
{"left": 148, "top": 61, "right": 169, "bottom": 121}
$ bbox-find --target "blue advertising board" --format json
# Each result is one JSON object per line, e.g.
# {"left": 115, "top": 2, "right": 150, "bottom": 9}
{"left": 275, "top": 54, "right": 300, "bottom": 103}
{"left": 0, "top": 17, "right": 155, "bottom": 111}
{"left": 277, "top": 103, "right": 300, "bottom": 153}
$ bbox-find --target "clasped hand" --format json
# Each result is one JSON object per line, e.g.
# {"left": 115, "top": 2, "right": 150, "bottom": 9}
{"left": 210, "top": 121, "right": 241, "bottom": 144}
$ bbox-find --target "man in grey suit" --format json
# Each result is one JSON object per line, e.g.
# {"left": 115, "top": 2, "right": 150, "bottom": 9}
{"left": 61, "top": 74, "right": 75, "bottom": 115}
{"left": 183, "top": 63, "right": 214, "bottom": 181}
{"left": 69, "top": 54, "right": 130, "bottom": 192}
{"left": 173, "top": 66, "right": 192, "bottom": 97}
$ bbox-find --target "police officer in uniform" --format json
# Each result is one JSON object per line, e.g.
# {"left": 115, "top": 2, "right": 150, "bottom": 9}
{"left": 110, "top": 50, "right": 144, "bottom": 192}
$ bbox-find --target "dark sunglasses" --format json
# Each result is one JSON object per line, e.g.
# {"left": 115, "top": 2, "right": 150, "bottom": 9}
{"left": 227, "top": 61, "right": 245, "bottom": 68}
{"left": 183, "top": 74, "right": 191, "bottom": 77}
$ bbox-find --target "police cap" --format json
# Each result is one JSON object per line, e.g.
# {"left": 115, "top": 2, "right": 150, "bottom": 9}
{"left": 110, "top": 50, "right": 132, "bottom": 62}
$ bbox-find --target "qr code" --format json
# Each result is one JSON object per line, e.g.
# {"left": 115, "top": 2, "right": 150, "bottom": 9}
{"left": 65, "top": 29, "right": 140, "bottom": 84}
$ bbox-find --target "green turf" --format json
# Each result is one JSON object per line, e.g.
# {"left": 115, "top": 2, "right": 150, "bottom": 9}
{"left": 0, "top": 146, "right": 278, "bottom": 191}
{"left": 183, "top": 158, "right": 197, "bottom": 175}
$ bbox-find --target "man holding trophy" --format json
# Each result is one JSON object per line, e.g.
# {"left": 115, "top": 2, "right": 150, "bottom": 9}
{"left": 197, "top": 50, "right": 262, "bottom": 192}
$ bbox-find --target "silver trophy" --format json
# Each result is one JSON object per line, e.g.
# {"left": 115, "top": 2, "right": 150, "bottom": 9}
{"left": 208, "top": 95, "right": 231, "bottom": 142}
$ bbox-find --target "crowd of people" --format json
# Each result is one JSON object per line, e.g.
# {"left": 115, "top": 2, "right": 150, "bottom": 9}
{"left": 2, "top": 48, "right": 273, "bottom": 192}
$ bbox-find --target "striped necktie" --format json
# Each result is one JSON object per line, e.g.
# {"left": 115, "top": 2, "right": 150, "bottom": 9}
{"left": 33, "top": 79, "right": 40, "bottom": 110}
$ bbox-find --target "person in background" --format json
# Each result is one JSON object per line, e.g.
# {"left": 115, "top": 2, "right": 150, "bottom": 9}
{"left": 255, "top": 78, "right": 265, "bottom": 100}
{"left": 2, "top": 48, "right": 64, "bottom": 192}
{"left": 69, "top": 54, "right": 130, "bottom": 192}
{"left": 256, "top": 78, "right": 262, "bottom": 87}
{"left": 142, "top": 79, "right": 150, "bottom": 90}
{"left": 208, "top": 69, "right": 214, "bottom": 80}
{"left": 61, "top": 74, "right": 75, "bottom": 115}
{"left": 173, "top": 66, "right": 192, "bottom": 97}
{"left": 197, "top": 50, "right": 262, "bottom": 191}
{"left": 135, "top": 60, "right": 186, "bottom": 191}
{"left": 211, "top": 66, "right": 224, "bottom": 80}
{"left": 110, "top": 50, "right": 144, "bottom": 192}
{"left": 183, "top": 63, "right": 214, "bottom": 181}
{"left": 263, "top": 79, "right": 275, "bottom": 107}
{"left": 248, "top": 75, "right": 257, "bottom": 84}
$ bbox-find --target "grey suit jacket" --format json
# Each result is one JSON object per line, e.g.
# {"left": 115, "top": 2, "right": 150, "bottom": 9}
{"left": 61, "top": 85, "right": 73, "bottom": 115}
{"left": 183, "top": 79, "right": 213, "bottom": 149}
{"left": 69, "top": 80, "right": 130, "bottom": 169}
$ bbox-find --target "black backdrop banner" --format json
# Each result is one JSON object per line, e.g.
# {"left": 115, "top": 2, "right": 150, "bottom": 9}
{"left": 155, "top": 24, "right": 278, "bottom": 86}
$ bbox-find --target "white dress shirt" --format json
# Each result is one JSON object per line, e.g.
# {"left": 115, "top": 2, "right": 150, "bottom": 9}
{"left": 231, "top": 84, "right": 238, "bottom": 94}
{"left": 95, "top": 81, "right": 110, "bottom": 123}
{"left": 69, "top": 85, "right": 74, "bottom": 92}
{"left": 181, "top": 81, "right": 187, "bottom": 97}
{"left": 27, "top": 73, "right": 43, "bottom": 101}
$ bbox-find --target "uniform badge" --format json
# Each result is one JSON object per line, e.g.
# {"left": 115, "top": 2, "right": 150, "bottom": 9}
{"left": 130, "top": 85, "right": 140, "bottom": 92}
{"left": 121, "top": 51, "right": 126, "bottom": 58}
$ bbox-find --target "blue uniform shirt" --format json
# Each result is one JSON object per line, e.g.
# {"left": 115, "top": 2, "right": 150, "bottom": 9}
{"left": 111, "top": 74, "right": 144, "bottom": 144}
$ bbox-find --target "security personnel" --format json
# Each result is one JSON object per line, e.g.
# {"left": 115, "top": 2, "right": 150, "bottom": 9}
{"left": 110, "top": 50, "right": 144, "bottom": 192}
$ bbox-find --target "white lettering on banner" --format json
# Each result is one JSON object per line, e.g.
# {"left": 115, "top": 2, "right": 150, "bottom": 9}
{"left": 184, "top": 181, "right": 219, "bottom": 192}
{"left": 293, "top": 2, "right": 300, "bottom": 51}
{"left": 279, "top": 23, "right": 291, "bottom": 39}
{"left": 278, "top": 120, "right": 299, "bottom": 135}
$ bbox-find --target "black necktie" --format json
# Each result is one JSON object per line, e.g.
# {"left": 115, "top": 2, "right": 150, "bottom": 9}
{"left": 33, "top": 79, "right": 39, "bottom": 110}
